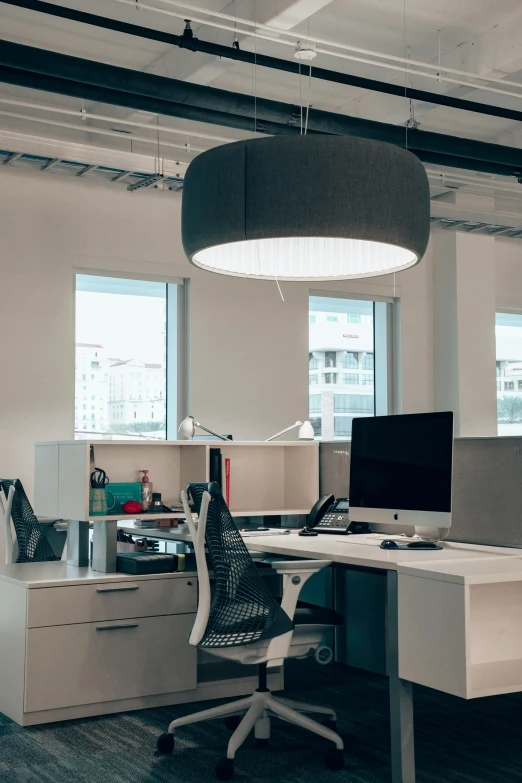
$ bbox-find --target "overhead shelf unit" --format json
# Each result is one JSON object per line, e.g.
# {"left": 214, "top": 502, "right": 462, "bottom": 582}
{"left": 34, "top": 439, "right": 319, "bottom": 522}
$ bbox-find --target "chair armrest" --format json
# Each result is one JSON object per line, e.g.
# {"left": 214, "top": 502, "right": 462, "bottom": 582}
{"left": 264, "top": 558, "right": 333, "bottom": 665}
{"left": 269, "top": 559, "right": 332, "bottom": 574}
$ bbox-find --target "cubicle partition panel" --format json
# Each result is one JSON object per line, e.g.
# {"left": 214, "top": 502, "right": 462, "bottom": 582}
{"left": 450, "top": 436, "right": 522, "bottom": 548}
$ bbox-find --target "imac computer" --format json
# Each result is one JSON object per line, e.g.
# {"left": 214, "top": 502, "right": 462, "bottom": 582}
{"left": 349, "top": 411, "right": 454, "bottom": 535}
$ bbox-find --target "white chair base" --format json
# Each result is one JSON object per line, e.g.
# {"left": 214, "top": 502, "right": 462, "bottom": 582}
{"left": 166, "top": 689, "right": 343, "bottom": 759}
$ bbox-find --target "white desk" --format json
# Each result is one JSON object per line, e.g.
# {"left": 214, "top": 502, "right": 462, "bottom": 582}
{"left": 234, "top": 533, "right": 522, "bottom": 783}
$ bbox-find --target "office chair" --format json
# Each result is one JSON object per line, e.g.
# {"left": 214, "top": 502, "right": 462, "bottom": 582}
{"left": 0, "top": 479, "right": 59, "bottom": 564}
{"left": 157, "top": 482, "right": 344, "bottom": 780}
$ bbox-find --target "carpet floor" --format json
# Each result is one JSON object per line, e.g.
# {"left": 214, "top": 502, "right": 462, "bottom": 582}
{"left": 2, "top": 660, "right": 522, "bottom": 783}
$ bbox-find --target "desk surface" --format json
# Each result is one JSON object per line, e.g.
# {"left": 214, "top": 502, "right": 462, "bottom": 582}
{"left": 0, "top": 562, "right": 197, "bottom": 588}
{"left": 242, "top": 533, "right": 522, "bottom": 571}
{"left": 120, "top": 525, "right": 522, "bottom": 573}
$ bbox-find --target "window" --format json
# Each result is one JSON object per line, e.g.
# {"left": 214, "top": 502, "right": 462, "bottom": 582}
{"left": 309, "top": 296, "right": 391, "bottom": 439}
{"left": 75, "top": 274, "right": 182, "bottom": 441}
{"left": 310, "top": 417, "right": 322, "bottom": 437}
{"left": 334, "top": 417, "right": 353, "bottom": 436}
{"left": 325, "top": 351, "right": 336, "bottom": 368}
{"left": 309, "top": 394, "right": 321, "bottom": 414}
{"left": 309, "top": 353, "right": 318, "bottom": 370}
{"left": 334, "top": 395, "right": 351, "bottom": 413}
{"left": 343, "top": 352, "right": 358, "bottom": 369}
{"left": 496, "top": 312, "right": 522, "bottom": 435}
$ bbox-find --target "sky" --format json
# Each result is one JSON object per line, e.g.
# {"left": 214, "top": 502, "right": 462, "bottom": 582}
{"left": 76, "top": 292, "right": 166, "bottom": 365}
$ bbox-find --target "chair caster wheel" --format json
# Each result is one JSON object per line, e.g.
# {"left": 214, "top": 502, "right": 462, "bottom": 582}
{"left": 322, "top": 719, "right": 337, "bottom": 732}
{"left": 256, "top": 738, "right": 269, "bottom": 748}
{"left": 324, "top": 748, "right": 344, "bottom": 771}
{"left": 215, "top": 757, "right": 234, "bottom": 780}
{"left": 156, "top": 733, "right": 174, "bottom": 754}
{"left": 315, "top": 645, "right": 333, "bottom": 665}
{"left": 224, "top": 716, "right": 242, "bottom": 731}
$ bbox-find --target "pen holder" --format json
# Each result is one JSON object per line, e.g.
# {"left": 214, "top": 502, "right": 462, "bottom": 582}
{"left": 89, "top": 488, "right": 115, "bottom": 516}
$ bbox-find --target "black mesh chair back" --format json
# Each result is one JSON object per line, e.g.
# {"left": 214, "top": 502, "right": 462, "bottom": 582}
{"left": 188, "top": 482, "right": 293, "bottom": 649}
{"left": 0, "top": 479, "right": 59, "bottom": 563}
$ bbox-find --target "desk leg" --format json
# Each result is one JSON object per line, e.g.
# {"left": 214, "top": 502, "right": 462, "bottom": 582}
{"left": 66, "top": 521, "right": 89, "bottom": 567}
{"left": 92, "top": 520, "right": 117, "bottom": 573}
{"left": 387, "top": 570, "right": 415, "bottom": 783}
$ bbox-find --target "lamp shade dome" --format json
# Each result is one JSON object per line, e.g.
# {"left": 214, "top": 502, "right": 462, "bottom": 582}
{"left": 182, "top": 135, "right": 430, "bottom": 281}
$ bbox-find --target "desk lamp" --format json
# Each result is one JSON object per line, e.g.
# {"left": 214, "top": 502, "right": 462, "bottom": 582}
{"left": 265, "top": 421, "right": 315, "bottom": 442}
{"left": 178, "top": 415, "right": 230, "bottom": 441}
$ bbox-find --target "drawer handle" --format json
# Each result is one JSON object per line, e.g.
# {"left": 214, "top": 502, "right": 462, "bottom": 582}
{"left": 96, "top": 586, "right": 140, "bottom": 593}
{"left": 96, "top": 623, "right": 139, "bottom": 632}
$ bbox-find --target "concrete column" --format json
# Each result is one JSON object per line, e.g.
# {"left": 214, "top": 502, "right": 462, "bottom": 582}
{"left": 432, "top": 228, "right": 497, "bottom": 436}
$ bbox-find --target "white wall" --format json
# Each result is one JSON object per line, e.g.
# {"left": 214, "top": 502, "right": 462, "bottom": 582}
{"left": 0, "top": 167, "right": 434, "bottom": 496}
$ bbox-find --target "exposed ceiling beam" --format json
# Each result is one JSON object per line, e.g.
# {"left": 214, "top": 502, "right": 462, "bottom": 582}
{"left": 4, "top": 1, "right": 522, "bottom": 125}
{"left": 142, "top": 0, "right": 334, "bottom": 86}
{"left": 1, "top": 41, "right": 522, "bottom": 176}
{"left": 368, "top": 7, "right": 522, "bottom": 127}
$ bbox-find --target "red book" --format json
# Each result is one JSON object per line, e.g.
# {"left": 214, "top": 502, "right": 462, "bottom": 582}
{"left": 225, "top": 458, "right": 231, "bottom": 506}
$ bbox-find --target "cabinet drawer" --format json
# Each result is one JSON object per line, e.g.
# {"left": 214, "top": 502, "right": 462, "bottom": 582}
{"left": 25, "top": 613, "right": 196, "bottom": 713}
{"left": 27, "top": 577, "right": 197, "bottom": 627}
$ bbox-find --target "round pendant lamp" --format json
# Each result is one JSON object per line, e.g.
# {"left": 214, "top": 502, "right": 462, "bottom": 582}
{"left": 181, "top": 135, "right": 430, "bottom": 282}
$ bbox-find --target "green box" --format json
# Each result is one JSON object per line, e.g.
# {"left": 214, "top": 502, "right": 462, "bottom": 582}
{"left": 105, "top": 482, "right": 142, "bottom": 514}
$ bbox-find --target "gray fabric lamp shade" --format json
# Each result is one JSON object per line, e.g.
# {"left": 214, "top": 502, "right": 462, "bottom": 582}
{"left": 182, "top": 135, "right": 430, "bottom": 281}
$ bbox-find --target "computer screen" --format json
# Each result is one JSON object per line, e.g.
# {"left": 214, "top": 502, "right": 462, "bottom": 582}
{"left": 349, "top": 412, "right": 453, "bottom": 528}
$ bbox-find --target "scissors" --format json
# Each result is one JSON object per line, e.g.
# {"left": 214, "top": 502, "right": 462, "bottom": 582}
{"left": 90, "top": 468, "right": 109, "bottom": 488}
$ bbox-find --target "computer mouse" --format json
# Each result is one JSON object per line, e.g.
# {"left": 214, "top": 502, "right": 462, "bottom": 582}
{"left": 380, "top": 540, "right": 399, "bottom": 550}
{"left": 407, "top": 541, "right": 437, "bottom": 549}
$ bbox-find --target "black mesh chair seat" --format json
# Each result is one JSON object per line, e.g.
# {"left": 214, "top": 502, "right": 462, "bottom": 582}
{"left": 0, "top": 479, "right": 59, "bottom": 563}
{"left": 293, "top": 601, "right": 343, "bottom": 627}
{"left": 188, "top": 482, "right": 294, "bottom": 649}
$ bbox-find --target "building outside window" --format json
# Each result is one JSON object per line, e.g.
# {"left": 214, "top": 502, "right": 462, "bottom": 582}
{"left": 309, "top": 394, "right": 321, "bottom": 414}
{"left": 75, "top": 274, "right": 181, "bottom": 440}
{"left": 334, "top": 417, "right": 352, "bottom": 436}
{"left": 496, "top": 313, "right": 522, "bottom": 435}
{"left": 334, "top": 395, "right": 352, "bottom": 413}
{"left": 309, "top": 296, "right": 390, "bottom": 439}
{"left": 325, "top": 351, "right": 336, "bottom": 368}
{"left": 343, "top": 352, "right": 358, "bottom": 369}
{"left": 309, "top": 353, "right": 319, "bottom": 370}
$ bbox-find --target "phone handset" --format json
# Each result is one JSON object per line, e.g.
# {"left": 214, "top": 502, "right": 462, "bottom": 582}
{"left": 299, "top": 494, "right": 335, "bottom": 537}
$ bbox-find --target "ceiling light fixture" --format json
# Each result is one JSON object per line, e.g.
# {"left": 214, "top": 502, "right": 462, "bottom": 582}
{"left": 182, "top": 136, "right": 430, "bottom": 281}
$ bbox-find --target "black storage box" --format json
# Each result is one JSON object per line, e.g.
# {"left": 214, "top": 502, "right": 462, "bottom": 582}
{"left": 117, "top": 552, "right": 177, "bottom": 575}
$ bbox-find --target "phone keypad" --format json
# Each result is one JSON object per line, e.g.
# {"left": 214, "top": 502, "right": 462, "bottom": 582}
{"left": 317, "top": 514, "right": 350, "bottom": 529}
